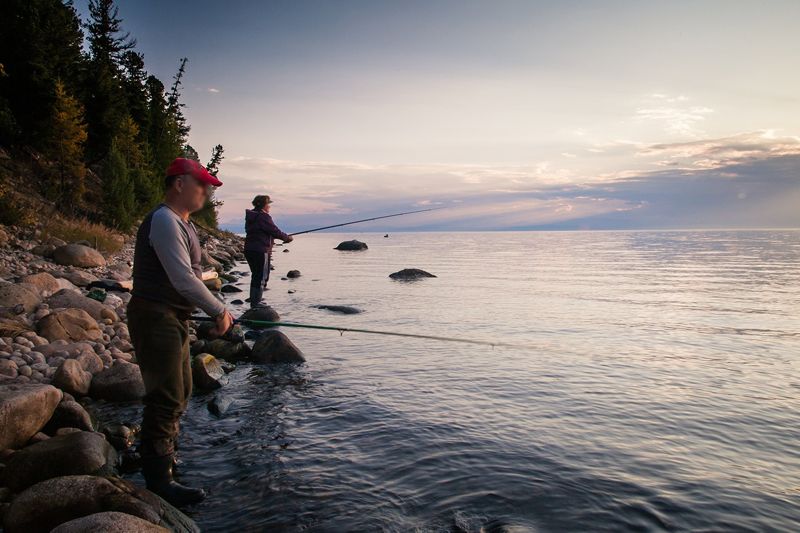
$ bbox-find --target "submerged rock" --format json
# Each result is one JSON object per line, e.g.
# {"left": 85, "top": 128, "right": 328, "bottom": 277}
{"left": 0, "top": 384, "right": 62, "bottom": 449}
{"left": 2, "top": 431, "right": 117, "bottom": 492}
{"left": 389, "top": 268, "right": 437, "bottom": 280}
{"left": 334, "top": 240, "right": 368, "bottom": 251}
{"left": 191, "top": 353, "right": 227, "bottom": 390}
{"left": 286, "top": 269, "right": 301, "bottom": 278}
{"left": 313, "top": 304, "right": 362, "bottom": 314}
{"left": 251, "top": 330, "right": 305, "bottom": 364}
{"left": 207, "top": 394, "right": 235, "bottom": 417}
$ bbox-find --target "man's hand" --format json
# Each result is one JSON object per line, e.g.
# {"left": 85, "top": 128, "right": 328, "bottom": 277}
{"left": 283, "top": 235, "right": 293, "bottom": 243}
{"left": 210, "top": 309, "right": 234, "bottom": 338}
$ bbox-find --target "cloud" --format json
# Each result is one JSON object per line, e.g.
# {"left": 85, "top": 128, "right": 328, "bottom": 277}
{"left": 207, "top": 87, "right": 220, "bottom": 93}
{"left": 635, "top": 93, "right": 713, "bottom": 137}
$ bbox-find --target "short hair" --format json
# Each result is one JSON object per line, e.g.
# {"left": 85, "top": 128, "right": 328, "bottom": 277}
{"left": 165, "top": 174, "right": 183, "bottom": 190}
{"left": 252, "top": 195, "right": 268, "bottom": 209}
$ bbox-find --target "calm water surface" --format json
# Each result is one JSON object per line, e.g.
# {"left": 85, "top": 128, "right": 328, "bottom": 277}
{"left": 132, "top": 231, "right": 800, "bottom": 531}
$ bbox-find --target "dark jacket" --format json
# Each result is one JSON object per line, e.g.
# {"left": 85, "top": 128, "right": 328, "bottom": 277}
{"left": 244, "top": 209, "right": 290, "bottom": 253}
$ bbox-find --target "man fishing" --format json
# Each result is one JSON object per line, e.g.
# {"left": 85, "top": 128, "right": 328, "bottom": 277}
{"left": 244, "top": 194, "right": 293, "bottom": 307}
{"left": 128, "top": 157, "right": 234, "bottom": 506}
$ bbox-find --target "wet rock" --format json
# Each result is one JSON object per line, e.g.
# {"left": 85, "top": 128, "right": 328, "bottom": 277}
{"left": 251, "top": 330, "right": 305, "bottom": 364}
{"left": 43, "top": 400, "right": 94, "bottom": 434}
{"left": 231, "top": 299, "right": 244, "bottom": 305}
{"left": 191, "top": 353, "right": 228, "bottom": 390}
{"left": 0, "top": 384, "right": 63, "bottom": 449}
{"left": 220, "top": 284, "right": 242, "bottom": 293}
{"left": 205, "top": 338, "right": 251, "bottom": 362}
{"left": 389, "top": 268, "right": 437, "bottom": 280}
{"left": 3, "top": 475, "right": 161, "bottom": 533}
{"left": 52, "top": 359, "right": 93, "bottom": 396}
{"left": 207, "top": 394, "right": 234, "bottom": 417}
{"left": 52, "top": 244, "right": 107, "bottom": 268}
{"left": 0, "top": 282, "right": 41, "bottom": 313}
{"left": 51, "top": 511, "right": 169, "bottom": 533}
{"left": 101, "top": 424, "right": 135, "bottom": 450}
{"left": 37, "top": 309, "right": 103, "bottom": 343}
{"left": 240, "top": 306, "right": 280, "bottom": 327}
{"left": 334, "top": 239, "right": 368, "bottom": 251}
{"left": 90, "top": 363, "right": 145, "bottom": 402}
{"left": 287, "top": 269, "right": 301, "bottom": 278}
{"left": 19, "top": 272, "right": 61, "bottom": 296}
{"left": 2, "top": 431, "right": 117, "bottom": 492}
{"left": 46, "top": 289, "right": 119, "bottom": 322}
{"left": 313, "top": 304, "right": 362, "bottom": 314}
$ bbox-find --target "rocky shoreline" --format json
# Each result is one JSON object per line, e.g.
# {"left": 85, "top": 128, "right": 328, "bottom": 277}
{"left": 0, "top": 222, "right": 280, "bottom": 532}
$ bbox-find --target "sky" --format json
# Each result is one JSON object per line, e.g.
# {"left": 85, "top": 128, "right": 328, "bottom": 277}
{"left": 76, "top": 0, "right": 800, "bottom": 232}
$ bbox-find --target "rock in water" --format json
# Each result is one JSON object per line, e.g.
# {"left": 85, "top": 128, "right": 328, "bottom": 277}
{"left": 37, "top": 309, "right": 103, "bottom": 343}
{"left": 0, "top": 282, "right": 42, "bottom": 313}
{"left": 287, "top": 269, "right": 301, "bottom": 278}
{"left": 3, "top": 475, "right": 163, "bottom": 533}
{"left": 90, "top": 363, "right": 145, "bottom": 402}
{"left": 192, "top": 353, "right": 227, "bottom": 390}
{"left": 0, "top": 384, "right": 62, "bottom": 449}
{"left": 240, "top": 306, "right": 280, "bottom": 327}
{"left": 389, "top": 268, "right": 437, "bottom": 280}
{"left": 204, "top": 339, "right": 251, "bottom": 362}
{"left": 251, "top": 330, "right": 305, "bottom": 364}
{"left": 52, "top": 244, "right": 107, "bottom": 267}
{"left": 3, "top": 431, "right": 118, "bottom": 492}
{"left": 313, "top": 304, "right": 362, "bottom": 314}
{"left": 208, "top": 394, "right": 234, "bottom": 417}
{"left": 220, "top": 284, "right": 243, "bottom": 293}
{"left": 334, "top": 240, "right": 368, "bottom": 251}
{"left": 51, "top": 359, "right": 93, "bottom": 397}
{"left": 51, "top": 512, "right": 169, "bottom": 533}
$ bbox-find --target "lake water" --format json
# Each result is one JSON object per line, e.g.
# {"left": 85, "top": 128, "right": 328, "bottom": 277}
{"left": 135, "top": 231, "right": 800, "bottom": 531}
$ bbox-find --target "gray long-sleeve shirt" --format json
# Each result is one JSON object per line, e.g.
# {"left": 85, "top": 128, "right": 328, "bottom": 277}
{"left": 132, "top": 204, "right": 225, "bottom": 317}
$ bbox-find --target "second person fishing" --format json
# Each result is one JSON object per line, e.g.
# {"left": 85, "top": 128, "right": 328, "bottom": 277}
{"left": 244, "top": 194, "right": 292, "bottom": 307}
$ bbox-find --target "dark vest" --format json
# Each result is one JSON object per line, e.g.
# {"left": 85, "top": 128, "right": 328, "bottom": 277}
{"left": 132, "top": 205, "right": 202, "bottom": 313}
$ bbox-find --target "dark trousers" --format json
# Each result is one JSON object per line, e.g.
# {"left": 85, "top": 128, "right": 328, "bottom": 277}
{"left": 127, "top": 296, "right": 192, "bottom": 457}
{"left": 244, "top": 250, "right": 271, "bottom": 306}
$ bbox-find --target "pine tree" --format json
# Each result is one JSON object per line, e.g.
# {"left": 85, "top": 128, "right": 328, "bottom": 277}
{"left": 48, "top": 80, "right": 87, "bottom": 209}
{"left": 192, "top": 144, "right": 225, "bottom": 228}
{"left": 102, "top": 139, "right": 135, "bottom": 229}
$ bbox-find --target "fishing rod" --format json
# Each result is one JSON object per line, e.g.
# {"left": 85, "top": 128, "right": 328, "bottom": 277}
{"left": 288, "top": 207, "right": 445, "bottom": 236}
{"left": 192, "top": 316, "right": 540, "bottom": 350}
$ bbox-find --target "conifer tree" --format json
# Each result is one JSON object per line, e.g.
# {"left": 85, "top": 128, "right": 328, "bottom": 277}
{"left": 48, "top": 80, "right": 87, "bottom": 209}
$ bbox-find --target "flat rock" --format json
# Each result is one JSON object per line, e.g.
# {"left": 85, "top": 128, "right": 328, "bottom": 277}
{"left": 51, "top": 511, "right": 169, "bottom": 533}
{"left": 334, "top": 239, "right": 368, "bottom": 251}
{"left": 0, "top": 281, "right": 42, "bottom": 313}
{"left": 251, "top": 330, "right": 305, "bottom": 364}
{"left": 313, "top": 304, "right": 362, "bottom": 314}
{"left": 90, "top": 363, "right": 145, "bottom": 402}
{"left": 3, "top": 475, "right": 161, "bottom": 533}
{"left": 52, "top": 244, "right": 107, "bottom": 268}
{"left": 0, "top": 384, "right": 62, "bottom": 449}
{"left": 46, "top": 289, "right": 119, "bottom": 322}
{"left": 2, "top": 431, "right": 117, "bottom": 492}
{"left": 37, "top": 309, "right": 103, "bottom": 343}
{"left": 389, "top": 268, "right": 437, "bottom": 280}
{"left": 59, "top": 270, "right": 100, "bottom": 287}
{"left": 191, "top": 353, "right": 227, "bottom": 390}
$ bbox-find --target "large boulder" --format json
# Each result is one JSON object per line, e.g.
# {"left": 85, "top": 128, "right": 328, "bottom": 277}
{"left": 0, "top": 384, "right": 62, "bottom": 449}
{"left": 251, "top": 330, "right": 305, "bottom": 364}
{"left": 2, "top": 431, "right": 117, "bottom": 492}
{"left": 191, "top": 353, "right": 227, "bottom": 390}
{"left": 2, "top": 475, "right": 162, "bottom": 533}
{"left": 389, "top": 268, "right": 437, "bottom": 280}
{"left": 204, "top": 338, "right": 251, "bottom": 361}
{"left": 334, "top": 239, "right": 368, "bottom": 251}
{"left": 43, "top": 399, "right": 94, "bottom": 434}
{"left": 0, "top": 281, "right": 41, "bottom": 313}
{"left": 52, "top": 244, "right": 107, "bottom": 268}
{"left": 240, "top": 306, "right": 280, "bottom": 328}
{"left": 37, "top": 341, "right": 95, "bottom": 358}
{"left": 37, "top": 309, "right": 103, "bottom": 343}
{"left": 51, "top": 511, "right": 169, "bottom": 533}
{"left": 19, "top": 272, "right": 61, "bottom": 296}
{"left": 90, "top": 363, "right": 145, "bottom": 402}
{"left": 46, "top": 289, "right": 119, "bottom": 321}
{"left": 51, "top": 359, "right": 92, "bottom": 396}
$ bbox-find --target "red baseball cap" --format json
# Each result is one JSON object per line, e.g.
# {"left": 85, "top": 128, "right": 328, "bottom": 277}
{"left": 166, "top": 158, "right": 223, "bottom": 187}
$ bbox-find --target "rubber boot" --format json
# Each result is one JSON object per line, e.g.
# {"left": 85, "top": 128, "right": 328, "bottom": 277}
{"left": 142, "top": 454, "right": 205, "bottom": 506}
